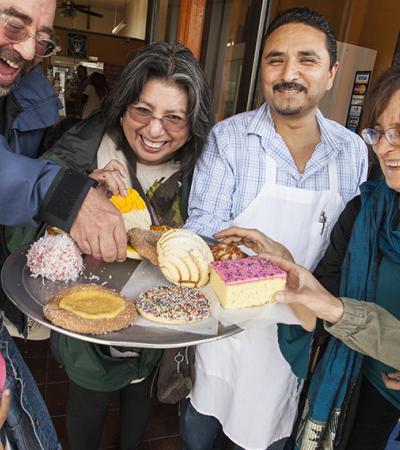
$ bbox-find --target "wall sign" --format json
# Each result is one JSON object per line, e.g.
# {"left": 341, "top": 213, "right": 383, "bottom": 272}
{"left": 67, "top": 32, "right": 88, "bottom": 59}
{"left": 345, "top": 70, "right": 371, "bottom": 132}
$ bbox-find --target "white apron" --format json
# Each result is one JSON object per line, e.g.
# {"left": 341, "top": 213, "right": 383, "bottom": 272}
{"left": 190, "top": 154, "right": 345, "bottom": 450}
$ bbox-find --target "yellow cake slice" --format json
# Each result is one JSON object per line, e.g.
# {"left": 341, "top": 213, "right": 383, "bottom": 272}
{"left": 110, "top": 188, "right": 151, "bottom": 259}
{"left": 209, "top": 256, "right": 286, "bottom": 309}
{"left": 110, "top": 188, "right": 152, "bottom": 231}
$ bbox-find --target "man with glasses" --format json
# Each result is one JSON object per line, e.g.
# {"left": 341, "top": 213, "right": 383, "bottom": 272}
{"left": 0, "top": 0, "right": 127, "bottom": 263}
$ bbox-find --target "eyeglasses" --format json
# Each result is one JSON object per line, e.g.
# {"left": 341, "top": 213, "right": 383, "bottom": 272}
{"left": 0, "top": 13, "right": 60, "bottom": 57}
{"left": 361, "top": 127, "right": 400, "bottom": 146}
{"left": 126, "top": 106, "right": 188, "bottom": 132}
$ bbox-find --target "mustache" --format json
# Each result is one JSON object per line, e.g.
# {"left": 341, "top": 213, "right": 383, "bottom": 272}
{"left": 273, "top": 82, "right": 307, "bottom": 93}
{"left": 0, "top": 46, "right": 34, "bottom": 71}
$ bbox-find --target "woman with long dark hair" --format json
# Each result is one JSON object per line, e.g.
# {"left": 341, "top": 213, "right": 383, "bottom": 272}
{"left": 35, "top": 42, "right": 212, "bottom": 450}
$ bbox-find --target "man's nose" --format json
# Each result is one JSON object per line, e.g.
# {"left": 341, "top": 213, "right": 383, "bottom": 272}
{"left": 12, "top": 37, "right": 36, "bottom": 61}
{"left": 281, "top": 60, "right": 299, "bottom": 81}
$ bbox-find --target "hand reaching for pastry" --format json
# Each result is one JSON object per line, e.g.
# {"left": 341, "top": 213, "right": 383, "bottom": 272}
{"left": 70, "top": 188, "right": 127, "bottom": 262}
{"left": 214, "top": 227, "right": 294, "bottom": 261}
{"left": 261, "top": 253, "right": 343, "bottom": 327}
{"left": 90, "top": 159, "right": 128, "bottom": 197}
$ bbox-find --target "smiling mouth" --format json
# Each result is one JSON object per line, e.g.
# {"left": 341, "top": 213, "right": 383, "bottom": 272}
{"left": 277, "top": 89, "right": 303, "bottom": 94}
{"left": 141, "top": 136, "right": 167, "bottom": 150}
{"left": 0, "top": 56, "right": 22, "bottom": 83}
{"left": 386, "top": 160, "right": 400, "bottom": 169}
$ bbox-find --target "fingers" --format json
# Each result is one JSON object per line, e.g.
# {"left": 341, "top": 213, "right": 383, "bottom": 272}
{"left": 89, "top": 160, "right": 128, "bottom": 197}
{"left": 100, "top": 171, "right": 128, "bottom": 197}
{"left": 71, "top": 188, "right": 127, "bottom": 262}
{"left": 103, "top": 159, "right": 128, "bottom": 178}
{"left": 114, "top": 219, "right": 128, "bottom": 262}
{"left": 275, "top": 290, "right": 304, "bottom": 305}
{"left": 382, "top": 372, "right": 400, "bottom": 390}
{"left": 259, "top": 252, "right": 298, "bottom": 272}
{"left": 214, "top": 227, "right": 261, "bottom": 241}
{"left": 0, "top": 389, "right": 11, "bottom": 428}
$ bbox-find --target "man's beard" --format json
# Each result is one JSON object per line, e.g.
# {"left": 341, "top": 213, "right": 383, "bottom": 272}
{"left": 273, "top": 104, "right": 304, "bottom": 116}
{"left": 272, "top": 81, "right": 307, "bottom": 116}
{"left": 0, "top": 46, "right": 34, "bottom": 96}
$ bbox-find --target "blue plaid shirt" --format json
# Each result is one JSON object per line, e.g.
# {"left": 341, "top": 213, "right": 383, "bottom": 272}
{"left": 186, "top": 104, "right": 368, "bottom": 237}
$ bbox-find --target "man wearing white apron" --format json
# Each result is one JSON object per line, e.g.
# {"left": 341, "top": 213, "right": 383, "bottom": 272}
{"left": 182, "top": 8, "right": 368, "bottom": 450}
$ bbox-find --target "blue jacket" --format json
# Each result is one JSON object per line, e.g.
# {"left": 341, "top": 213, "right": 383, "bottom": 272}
{"left": 0, "top": 66, "right": 94, "bottom": 230}
{"left": 0, "top": 67, "right": 62, "bottom": 226}
{"left": 0, "top": 318, "right": 61, "bottom": 449}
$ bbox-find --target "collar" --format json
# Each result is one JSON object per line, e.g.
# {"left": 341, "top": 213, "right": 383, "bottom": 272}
{"left": 11, "top": 66, "right": 61, "bottom": 131}
{"left": 246, "top": 104, "right": 343, "bottom": 179}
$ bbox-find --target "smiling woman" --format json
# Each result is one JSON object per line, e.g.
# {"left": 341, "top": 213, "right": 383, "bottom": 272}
{"left": 291, "top": 65, "right": 400, "bottom": 450}
{"left": 121, "top": 79, "right": 190, "bottom": 165}
{"left": 36, "top": 41, "right": 213, "bottom": 450}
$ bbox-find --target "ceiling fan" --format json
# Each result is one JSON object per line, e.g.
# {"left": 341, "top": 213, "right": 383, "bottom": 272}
{"left": 58, "top": 1, "right": 104, "bottom": 18}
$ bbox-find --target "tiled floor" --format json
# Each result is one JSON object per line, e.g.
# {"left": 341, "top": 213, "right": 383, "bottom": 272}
{"left": 14, "top": 337, "right": 181, "bottom": 450}
{"left": 14, "top": 336, "right": 234, "bottom": 450}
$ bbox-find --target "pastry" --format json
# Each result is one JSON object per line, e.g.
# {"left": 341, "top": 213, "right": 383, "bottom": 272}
{"left": 110, "top": 188, "right": 152, "bottom": 231}
{"left": 209, "top": 256, "right": 286, "bottom": 308}
{"left": 136, "top": 285, "right": 210, "bottom": 324}
{"left": 211, "top": 242, "right": 247, "bottom": 261}
{"left": 157, "top": 229, "right": 214, "bottom": 287}
{"left": 127, "top": 228, "right": 162, "bottom": 265}
{"left": 43, "top": 284, "right": 137, "bottom": 334}
{"left": 111, "top": 189, "right": 152, "bottom": 259}
{"left": 26, "top": 230, "right": 84, "bottom": 282}
{"left": 150, "top": 225, "right": 174, "bottom": 233}
{"left": 126, "top": 244, "right": 143, "bottom": 260}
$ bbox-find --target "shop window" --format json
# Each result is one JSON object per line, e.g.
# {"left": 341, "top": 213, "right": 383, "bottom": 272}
{"left": 200, "top": 0, "right": 269, "bottom": 121}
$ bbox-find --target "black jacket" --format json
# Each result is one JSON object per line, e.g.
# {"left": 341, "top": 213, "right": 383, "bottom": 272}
{"left": 314, "top": 196, "right": 361, "bottom": 295}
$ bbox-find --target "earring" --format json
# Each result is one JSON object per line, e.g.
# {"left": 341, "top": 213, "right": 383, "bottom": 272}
{"left": 120, "top": 117, "right": 123, "bottom": 125}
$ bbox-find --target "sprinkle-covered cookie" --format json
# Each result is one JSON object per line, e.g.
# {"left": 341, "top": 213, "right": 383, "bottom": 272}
{"left": 136, "top": 285, "right": 210, "bottom": 324}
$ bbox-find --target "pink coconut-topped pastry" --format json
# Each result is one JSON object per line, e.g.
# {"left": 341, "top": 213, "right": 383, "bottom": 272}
{"left": 209, "top": 256, "right": 286, "bottom": 309}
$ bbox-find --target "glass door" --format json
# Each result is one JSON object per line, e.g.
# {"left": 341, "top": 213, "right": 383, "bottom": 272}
{"left": 200, "top": 0, "right": 270, "bottom": 121}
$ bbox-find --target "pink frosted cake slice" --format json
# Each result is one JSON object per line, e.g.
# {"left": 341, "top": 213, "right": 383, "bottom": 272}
{"left": 209, "top": 256, "right": 286, "bottom": 309}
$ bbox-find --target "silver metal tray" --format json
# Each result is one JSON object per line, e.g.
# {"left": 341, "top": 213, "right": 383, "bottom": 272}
{"left": 1, "top": 245, "right": 241, "bottom": 348}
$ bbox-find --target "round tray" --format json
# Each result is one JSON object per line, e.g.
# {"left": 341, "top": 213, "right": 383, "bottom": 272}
{"left": 1, "top": 245, "right": 241, "bottom": 348}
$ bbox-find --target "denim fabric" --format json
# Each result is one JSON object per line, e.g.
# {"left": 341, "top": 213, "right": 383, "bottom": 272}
{"left": 0, "top": 317, "right": 61, "bottom": 450}
{"left": 180, "top": 399, "right": 289, "bottom": 450}
{"left": 180, "top": 398, "right": 230, "bottom": 450}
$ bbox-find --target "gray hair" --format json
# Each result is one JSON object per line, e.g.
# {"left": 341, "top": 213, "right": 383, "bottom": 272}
{"left": 105, "top": 42, "right": 213, "bottom": 175}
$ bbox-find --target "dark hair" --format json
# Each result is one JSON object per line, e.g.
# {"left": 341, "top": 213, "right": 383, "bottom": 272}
{"left": 105, "top": 42, "right": 213, "bottom": 175}
{"left": 360, "top": 67, "right": 400, "bottom": 181}
{"left": 77, "top": 65, "right": 87, "bottom": 75}
{"left": 264, "top": 7, "right": 337, "bottom": 69}
{"left": 89, "top": 72, "right": 109, "bottom": 100}
{"left": 360, "top": 66, "right": 400, "bottom": 130}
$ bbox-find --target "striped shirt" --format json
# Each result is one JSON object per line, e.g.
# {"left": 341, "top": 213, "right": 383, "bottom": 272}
{"left": 186, "top": 103, "right": 368, "bottom": 236}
